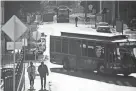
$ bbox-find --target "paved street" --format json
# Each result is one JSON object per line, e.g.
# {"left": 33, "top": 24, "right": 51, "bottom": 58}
{"left": 24, "top": 61, "right": 136, "bottom": 91}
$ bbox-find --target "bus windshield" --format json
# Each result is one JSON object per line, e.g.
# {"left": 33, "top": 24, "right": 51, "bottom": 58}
{"left": 116, "top": 47, "right": 136, "bottom": 64}
{"left": 58, "top": 10, "right": 68, "bottom": 16}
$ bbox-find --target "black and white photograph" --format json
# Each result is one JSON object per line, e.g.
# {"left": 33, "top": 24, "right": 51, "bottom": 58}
{"left": 1, "top": 0, "right": 136, "bottom": 91}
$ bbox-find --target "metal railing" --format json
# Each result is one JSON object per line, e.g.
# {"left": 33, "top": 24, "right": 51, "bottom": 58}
{"left": 1, "top": 53, "right": 25, "bottom": 91}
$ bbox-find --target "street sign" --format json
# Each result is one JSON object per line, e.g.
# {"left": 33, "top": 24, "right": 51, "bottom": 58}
{"left": 22, "top": 38, "right": 28, "bottom": 46}
{"left": 7, "top": 42, "right": 22, "bottom": 50}
{"left": 32, "top": 31, "right": 41, "bottom": 40}
{"left": 2, "top": 15, "right": 27, "bottom": 91}
{"left": 2, "top": 15, "right": 27, "bottom": 41}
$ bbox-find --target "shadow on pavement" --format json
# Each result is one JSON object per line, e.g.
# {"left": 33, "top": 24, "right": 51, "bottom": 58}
{"left": 50, "top": 67, "right": 136, "bottom": 87}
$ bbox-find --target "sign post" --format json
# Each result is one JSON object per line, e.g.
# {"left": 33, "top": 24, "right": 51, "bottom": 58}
{"left": 13, "top": 29, "right": 16, "bottom": 91}
{"left": 32, "top": 31, "right": 41, "bottom": 61}
{"left": 2, "top": 15, "right": 27, "bottom": 91}
{"left": 116, "top": 19, "right": 123, "bottom": 34}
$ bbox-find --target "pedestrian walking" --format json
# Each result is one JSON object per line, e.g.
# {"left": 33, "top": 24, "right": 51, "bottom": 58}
{"left": 27, "top": 62, "right": 36, "bottom": 89}
{"left": 38, "top": 61, "right": 49, "bottom": 90}
{"left": 75, "top": 17, "right": 78, "bottom": 27}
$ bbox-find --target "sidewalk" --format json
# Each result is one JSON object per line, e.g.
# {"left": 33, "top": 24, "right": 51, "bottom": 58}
{"left": 24, "top": 61, "right": 62, "bottom": 91}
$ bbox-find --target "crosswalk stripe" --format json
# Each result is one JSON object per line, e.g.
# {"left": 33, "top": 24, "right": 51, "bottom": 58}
{"left": 116, "top": 81, "right": 123, "bottom": 86}
{"left": 124, "top": 82, "right": 132, "bottom": 86}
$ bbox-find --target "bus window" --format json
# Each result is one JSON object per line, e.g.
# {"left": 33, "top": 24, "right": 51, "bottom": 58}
{"left": 116, "top": 48, "right": 135, "bottom": 64}
{"left": 95, "top": 44, "right": 105, "bottom": 59}
{"left": 58, "top": 10, "right": 68, "bottom": 16}
{"left": 55, "top": 38, "right": 61, "bottom": 52}
{"left": 50, "top": 38, "right": 55, "bottom": 52}
{"left": 62, "top": 38, "right": 68, "bottom": 54}
{"left": 76, "top": 40, "right": 82, "bottom": 56}
{"left": 88, "top": 42, "right": 95, "bottom": 57}
{"left": 82, "top": 40, "right": 87, "bottom": 56}
{"left": 69, "top": 39, "right": 76, "bottom": 55}
{"left": 108, "top": 47, "right": 115, "bottom": 63}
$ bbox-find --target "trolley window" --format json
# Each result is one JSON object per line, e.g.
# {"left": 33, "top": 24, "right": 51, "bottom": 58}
{"left": 88, "top": 41, "right": 95, "bottom": 57}
{"left": 55, "top": 38, "right": 61, "bottom": 52}
{"left": 82, "top": 40, "right": 88, "bottom": 56}
{"left": 62, "top": 38, "right": 68, "bottom": 54}
{"left": 50, "top": 38, "right": 55, "bottom": 52}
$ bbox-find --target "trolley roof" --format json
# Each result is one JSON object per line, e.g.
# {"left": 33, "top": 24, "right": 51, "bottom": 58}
{"left": 61, "top": 32, "right": 128, "bottom": 41}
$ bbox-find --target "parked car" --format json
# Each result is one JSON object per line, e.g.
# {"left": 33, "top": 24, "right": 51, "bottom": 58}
{"left": 96, "top": 26, "right": 113, "bottom": 33}
{"left": 96, "top": 22, "right": 116, "bottom": 33}
{"left": 96, "top": 22, "right": 109, "bottom": 28}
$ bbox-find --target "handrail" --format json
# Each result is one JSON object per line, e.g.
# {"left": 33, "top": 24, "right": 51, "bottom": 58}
{"left": 16, "top": 65, "right": 25, "bottom": 91}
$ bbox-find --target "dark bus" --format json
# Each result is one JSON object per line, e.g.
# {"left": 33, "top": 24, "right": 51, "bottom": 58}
{"left": 50, "top": 32, "right": 136, "bottom": 76}
{"left": 57, "top": 6, "right": 70, "bottom": 23}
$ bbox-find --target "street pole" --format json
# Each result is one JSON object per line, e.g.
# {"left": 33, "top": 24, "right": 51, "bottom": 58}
{"left": 13, "top": 29, "right": 16, "bottom": 91}
{"left": 0, "top": 23, "right": 1, "bottom": 87}
{"left": 118, "top": 1, "right": 120, "bottom": 19}
{"left": 23, "top": 38, "right": 26, "bottom": 90}
{"left": 100, "top": 0, "right": 102, "bottom": 12}
{"left": 112, "top": 1, "right": 115, "bottom": 28}
{"left": 100, "top": 0, "right": 102, "bottom": 22}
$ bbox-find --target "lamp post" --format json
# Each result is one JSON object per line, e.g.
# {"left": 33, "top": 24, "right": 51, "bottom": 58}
{"left": 118, "top": 1, "right": 120, "bottom": 19}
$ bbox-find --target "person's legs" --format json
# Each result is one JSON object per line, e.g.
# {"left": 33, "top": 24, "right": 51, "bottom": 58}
{"left": 29, "top": 77, "right": 32, "bottom": 88}
{"left": 40, "top": 76, "right": 43, "bottom": 89}
{"left": 30, "top": 75, "right": 33, "bottom": 88}
{"left": 44, "top": 76, "right": 46, "bottom": 89}
{"left": 31, "top": 76, "right": 34, "bottom": 89}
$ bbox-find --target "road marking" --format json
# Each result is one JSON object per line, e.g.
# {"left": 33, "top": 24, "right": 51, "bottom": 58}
{"left": 108, "top": 81, "right": 114, "bottom": 84}
{"left": 116, "top": 81, "right": 123, "bottom": 86}
{"left": 124, "top": 82, "right": 132, "bottom": 86}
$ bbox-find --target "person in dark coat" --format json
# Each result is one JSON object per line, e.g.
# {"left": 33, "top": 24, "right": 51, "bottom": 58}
{"left": 75, "top": 17, "right": 78, "bottom": 27}
{"left": 38, "top": 61, "right": 49, "bottom": 90}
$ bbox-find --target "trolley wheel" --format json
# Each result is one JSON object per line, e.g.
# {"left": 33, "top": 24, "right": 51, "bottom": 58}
{"left": 63, "top": 60, "right": 68, "bottom": 70}
{"left": 97, "top": 64, "right": 105, "bottom": 74}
